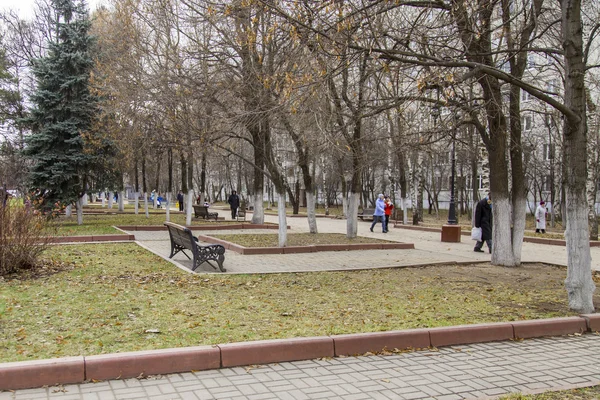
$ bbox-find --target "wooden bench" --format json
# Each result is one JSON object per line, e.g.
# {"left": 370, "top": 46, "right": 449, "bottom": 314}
{"left": 164, "top": 222, "right": 226, "bottom": 272}
{"left": 192, "top": 205, "right": 218, "bottom": 221}
{"left": 358, "top": 208, "right": 375, "bottom": 221}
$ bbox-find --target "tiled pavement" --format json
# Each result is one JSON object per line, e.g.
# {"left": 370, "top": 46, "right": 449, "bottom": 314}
{"left": 4, "top": 334, "right": 600, "bottom": 399}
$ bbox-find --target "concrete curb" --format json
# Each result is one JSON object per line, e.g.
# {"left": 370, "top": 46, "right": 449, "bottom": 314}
{"left": 1, "top": 316, "right": 596, "bottom": 391}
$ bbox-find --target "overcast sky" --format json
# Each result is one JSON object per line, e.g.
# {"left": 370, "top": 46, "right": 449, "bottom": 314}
{"left": 2, "top": 0, "right": 105, "bottom": 19}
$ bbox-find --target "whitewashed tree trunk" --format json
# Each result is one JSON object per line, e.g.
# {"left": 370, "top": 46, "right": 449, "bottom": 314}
{"left": 134, "top": 192, "right": 139, "bottom": 215}
{"left": 511, "top": 194, "right": 527, "bottom": 265}
{"left": 153, "top": 194, "right": 157, "bottom": 209}
{"left": 101, "top": 192, "right": 106, "bottom": 207}
{"left": 342, "top": 196, "right": 348, "bottom": 218}
{"left": 118, "top": 191, "right": 124, "bottom": 212}
{"left": 306, "top": 191, "right": 318, "bottom": 233}
{"left": 107, "top": 192, "right": 113, "bottom": 209}
{"left": 401, "top": 197, "right": 408, "bottom": 225}
{"left": 490, "top": 196, "right": 516, "bottom": 266}
{"left": 565, "top": 191, "right": 595, "bottom": 313}
{"left": 346, "top": 192, "right": 359, "bottom": 238}
{"left": 82, "top": 194, "right": 88, "bottom": 206}
{"left": 65, "top": 204, "right": 72, "bottom": 217}
{"left": 144, "top": 192, "right": 149, "bottom": 218}
{"left": 165, "top": 192, "right": 171, "bottom": 222}
{"left": 277, "top": 191, "right": 287, "bottom": 247}
{"left": 251, "top": 193, "right": 264, "bottom": 224}
{"left": 186, "top": 189, "right": 193, "bottom": 226}
{"left": 76, "top": 197, "right": 83, "bottom": 225}
{"left": 91, "top": 193, "right": 96, "bottom": 203}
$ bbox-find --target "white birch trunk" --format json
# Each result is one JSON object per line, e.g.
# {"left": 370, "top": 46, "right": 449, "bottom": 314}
{"left": 346, "top": 192, "right": 359, "bottom": 238}
{"left": 134, "top": 192, "right": 139, "bottom": 215}
{"left": 306, "top": 191, "right": 318, "bottom": 233}
{"left": 186, "top": 189, "right": 193, "bottom": 226}
{"left": 108, "top": 192, "right": 113, "bottom": 209}
{"left": 118, "top": 191, "right": 124, "bottom": 212}
{"left": 65, "top": 204, "right": 72, "bottom": 217}
{"left": 76, "top": 197, "right": 83, "bottom": 225}
{"left": 564, "top": 190, "right": 596, "bottom": 313}
{"left": 144, "top": 192, "right": 149, "bottom": 218}
{"left": 165, "top": 192, "right": 171, "bottom": 222}
{"left": 251, "top": 193, "right": 264, "bottom": 224}
{"left": 278, "top": 191, "right": 287, "bottom": 247}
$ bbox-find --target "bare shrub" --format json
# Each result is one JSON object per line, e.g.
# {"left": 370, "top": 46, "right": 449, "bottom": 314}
{"left": 0, "top": 203, "right": 52, "bottom": 275}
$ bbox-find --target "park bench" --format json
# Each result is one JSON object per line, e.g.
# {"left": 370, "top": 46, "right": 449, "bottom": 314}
{"left": 164, "top": 222, "right": 226, "bottom": 272}
{"left": 192, "top": 205, "right": 218, "bottom": 221}
{"left": 358, "top": 208, "right": 375, "bottom": 221}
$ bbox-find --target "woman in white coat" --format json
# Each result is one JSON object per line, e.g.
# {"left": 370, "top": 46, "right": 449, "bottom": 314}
{"left": 535, "top": 200, "right": 547, "bottom": 234}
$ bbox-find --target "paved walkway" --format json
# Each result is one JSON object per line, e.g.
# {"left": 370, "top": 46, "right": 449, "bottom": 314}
{"left": 133, "top": 213, "right": 600, "bottom": 273}
{"left": 4, "top": 334, "right": 600, "bottom": 399}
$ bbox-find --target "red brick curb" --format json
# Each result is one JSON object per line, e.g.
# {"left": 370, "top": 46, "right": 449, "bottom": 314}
{"left": 117, "top": 223, "right": 286, "bottom": 231}
{"left": 1, "top": 316, "right": 596, "bottom": 391}
{"left": 48, "top": 234, "right": 135, "bottom": 243}
{"left": 218, "top": 337, "right": 334, "bottom": 368}
{"left": 195, "top": 234, "right": 415, "bottom": 255}
{"left": 85, "top": 346, "right": 220, "bottom": 381}
{"left": 0, "top": 356, "right": 84, "bottom": 390}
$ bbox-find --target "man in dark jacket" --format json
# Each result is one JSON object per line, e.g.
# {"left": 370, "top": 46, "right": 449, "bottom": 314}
{"left": 228, "top": 190, "right": 240, "bottom": 220}
{"left": 474, "top": 193, "right": 492, "bottom": 253}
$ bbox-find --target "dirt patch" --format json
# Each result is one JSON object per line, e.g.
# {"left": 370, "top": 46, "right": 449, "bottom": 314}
{"left": 211, "top": 233, "right": 398, "bottom": 247}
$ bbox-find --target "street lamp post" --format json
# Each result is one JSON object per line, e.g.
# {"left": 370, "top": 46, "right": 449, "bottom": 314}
{"left": 447, "top": 115, "right": 458, "bottom": 225}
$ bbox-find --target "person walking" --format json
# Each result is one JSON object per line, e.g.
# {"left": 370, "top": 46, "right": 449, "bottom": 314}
{"left": 370, "top": 194, "right": 386, "bottom": 233}
{"left": 535, "top": 200, "right": 547, "bottom": 234}
{"left": 383, "top": 195, "right": 394, "bottom": 233}
{"left": 228, "top": 190, "right": 240, "bottom": 220}
{"left": 474, "top": 193, "right": 493, "bottom": 253}
{"left": 176, "top": 191, "right": 184, "bottom": 212}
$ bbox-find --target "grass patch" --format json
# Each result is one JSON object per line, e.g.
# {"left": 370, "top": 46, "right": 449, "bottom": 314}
{"left": 1, "top": 242, "right": 599, "bottom": 362}
{"left": 500, "top": 386, "right": 600, "bottom": 399}
{"left": 210, "top": 233, "right": 394, "bottom": 247}
{"left": 51, "top": 213, "right": 241, "bottom": 236}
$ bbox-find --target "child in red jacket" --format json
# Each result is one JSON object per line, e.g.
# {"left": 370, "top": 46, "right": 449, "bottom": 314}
{"left": 383, "top": 195, "right": 394, "bottom": 233}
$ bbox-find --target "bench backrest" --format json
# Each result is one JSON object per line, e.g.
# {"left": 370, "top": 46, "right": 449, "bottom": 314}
{"left": 164, "top": 222, "right": 197, "bottom": 255}
{"left": 192, "top": 205, "right": 209, "bottom": 216}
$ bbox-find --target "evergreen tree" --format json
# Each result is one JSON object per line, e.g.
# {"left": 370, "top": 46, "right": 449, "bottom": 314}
{"left": 23, "top": 0, "right": 97, "bottom": 212}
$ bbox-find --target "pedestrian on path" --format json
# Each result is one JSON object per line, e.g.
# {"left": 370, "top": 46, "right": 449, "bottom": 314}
{"left": 370, "top": 194, "right": 386, "bottom": 232}
{"left": 535, "top": 200, "right": 547, "bottom": 234}
{"left": 383, "top": 195, "right": 394, "bottom": 233}
{"left": 474, "top": 193, "right": 492, "bottom": 253}
{"left": 176, "top": 191, "right": 184, "bottom": 212}
{"left": 228, "top": 190, "right": 240, "bottom": 220}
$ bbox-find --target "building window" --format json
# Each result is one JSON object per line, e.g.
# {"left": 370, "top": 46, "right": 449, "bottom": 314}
{"left": 522, "top": 115, "right": 533, "bottom": 131}
{"left": 521, "top": 89, "right": 532, "bottom": 102}
{"left": 527, "top": 54, "right": 536, "bottom": 69}
{"left": 543, "top": 144, "right": 555, "bottom": 160}
{"left": 542, "top": 175, "right": 552, "bottom": 192}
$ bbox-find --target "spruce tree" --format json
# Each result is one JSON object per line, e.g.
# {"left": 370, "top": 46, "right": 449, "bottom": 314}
{"left": 23, "top": 0, "right": 97, "bottom": 213}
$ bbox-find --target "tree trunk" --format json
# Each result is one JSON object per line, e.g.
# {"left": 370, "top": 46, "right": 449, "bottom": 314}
{"left": 347, "top": 192, "right": 359, "bottom": 237}
{"left": 118, "top": 190, "right": 124, "bottom": 212}
{"left": 108, "top": 191, "right": 113, "bottom": 209}
{"left": 65, "top": 204, "right": 72, "bottom": 217}
{"left": 165, "top": 192, "right": 171, "bottom": 222}
{"left": 561, "top": 0, "right": 595, "bottom": 313}
{"left": 306, "top": 191, "right": 318, "bottom": 233}
{"left": 76, "top": 196, "right": 83, "bottom": 226}
{"left": 134, "top": 192, "right": 139, "bottom": 214}
{"left": 144, "top": 192, "right": 149, "bottom": 218}
{"left": 277, "top": 191, "right": 287, "bottom": 247}
{"left": 186, "top": 189, "right": 193, "bottom": 226}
